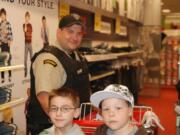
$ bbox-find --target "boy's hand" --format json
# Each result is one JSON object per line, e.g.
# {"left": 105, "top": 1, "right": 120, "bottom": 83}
{"left": 142, "top": 111, "right": 165, "bottom": 131}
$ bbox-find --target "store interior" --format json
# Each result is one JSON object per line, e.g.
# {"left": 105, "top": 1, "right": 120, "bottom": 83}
{"left": 0, "top": 0, "right": 180, "bottom": 135}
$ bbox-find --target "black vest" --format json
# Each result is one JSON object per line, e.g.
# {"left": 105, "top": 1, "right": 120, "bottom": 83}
{"left": 27, "top": 46, "right": 90, "bottom": 133}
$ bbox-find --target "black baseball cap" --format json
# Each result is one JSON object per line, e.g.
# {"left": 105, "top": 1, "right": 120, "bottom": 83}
{"left": 59, "top": 14, "right": 84, "bottom": 29}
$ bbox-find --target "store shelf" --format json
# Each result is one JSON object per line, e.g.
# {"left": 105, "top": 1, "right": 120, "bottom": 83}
{"left": 60, "top": 0, "right": 118, "bottom": 19}
{"left": 0, "top": 98, "right": 25, "bottom": 111}
{"left": 90, "top": 70, "right": 115, "bottom": 81}
{"left": 115, "top": 50, "right": 143, "bottom": 57}
{"left": 85, "top": 53, "right": 117, "bottom": 62}
{"left": 0, "top": 65, "right": 24, "bottom": 72}
{"left": 84, "top": 50, "right": 143, "bottom": 62}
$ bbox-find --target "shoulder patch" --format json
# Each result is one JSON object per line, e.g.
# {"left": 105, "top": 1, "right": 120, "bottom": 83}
{"left": 43, "top": 59, "right": 57, "bottom": 67}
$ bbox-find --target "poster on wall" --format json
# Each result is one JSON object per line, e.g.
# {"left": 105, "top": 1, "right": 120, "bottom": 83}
{"left": 0, "top": 0, "right": 58, "bottom": 132}
{"left": 0, "top": 0, "right": 58, "bottom": 83}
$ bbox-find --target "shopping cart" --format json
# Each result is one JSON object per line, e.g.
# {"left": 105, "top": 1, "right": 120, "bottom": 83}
{"left": 74, "top": 103, "right": 157, "bottom": 135}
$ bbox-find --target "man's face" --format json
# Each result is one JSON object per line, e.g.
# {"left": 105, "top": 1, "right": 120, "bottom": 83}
{"left": 57, "top": 24, "right": 83, "bottom": 52}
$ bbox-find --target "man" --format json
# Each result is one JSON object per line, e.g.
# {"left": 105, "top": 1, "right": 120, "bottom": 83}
{"left": 0, "top": 8, "right": 13, "bottom": 83}
{"left": 26, "top": 14, "right": 90, "bottom": 134}
{"left": 41, "top": 16, "right": 49, "bottom": 47}
{"left": 23, "top": 11, "right": 33, "bottom": 77}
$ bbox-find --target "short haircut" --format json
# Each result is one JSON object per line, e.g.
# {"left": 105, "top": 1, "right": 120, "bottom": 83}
{"left": 49, "top": 87, "right": 80, "bottom": 108}
{"left": 25, "top": 11, "right": 30, "bottom": 17}
{"left": 0, "top": 8, "right": 6, "bottom": 16}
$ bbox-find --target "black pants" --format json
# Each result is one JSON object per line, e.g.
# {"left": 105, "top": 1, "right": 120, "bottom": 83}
{"left": 0, "top": 43, "right": 11, "bottom": 80}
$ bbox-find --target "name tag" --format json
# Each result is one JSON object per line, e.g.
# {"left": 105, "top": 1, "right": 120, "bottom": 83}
{"left": 77, "top": 69, "right": 83, "bottom": 74}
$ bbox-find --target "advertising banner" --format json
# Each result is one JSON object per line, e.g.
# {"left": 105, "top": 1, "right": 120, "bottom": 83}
{"left": 0, "top": 0, "right": 58, "bottom": 133}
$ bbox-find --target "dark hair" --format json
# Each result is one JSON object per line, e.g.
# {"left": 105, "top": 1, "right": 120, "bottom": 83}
{"left": 42, "top": 16, "right": 46, "bottom": 20}
{"left": 49, "top": 88, "right": 80, "bottom": 108}
{"left": 0, "top": 8, "right": 6, "bottom": 16}
{"left": 25, "top": 11, "right": 30, "bottom": 17}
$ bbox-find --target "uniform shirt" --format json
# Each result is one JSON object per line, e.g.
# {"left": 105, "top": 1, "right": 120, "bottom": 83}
{"left": 33, "top": 43, "right": 81, "bottom": 94}
{"left": 39, "top": 124, "right": 84, "bottom": 135}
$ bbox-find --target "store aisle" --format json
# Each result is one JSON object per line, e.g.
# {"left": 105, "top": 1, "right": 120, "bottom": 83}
{"left": 139, "top": 87, "right": 177, "bottom": 135}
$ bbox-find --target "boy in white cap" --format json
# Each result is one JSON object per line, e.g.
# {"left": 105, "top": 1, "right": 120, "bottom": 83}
{"left": 90, "top": 84, "right": 149, "bottom": 135}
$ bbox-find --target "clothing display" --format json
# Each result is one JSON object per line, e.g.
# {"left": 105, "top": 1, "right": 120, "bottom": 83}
{"left": 0, "top": 87, "right": 11, "bottom": 104}
{"left": 0, "top": 122, "right": 17, "bottom": 135}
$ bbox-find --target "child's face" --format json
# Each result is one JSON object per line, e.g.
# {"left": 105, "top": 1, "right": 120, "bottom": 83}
{"left": 49, "top": 96, "right": 80, "bottom": 130}
{"left": 101, "top": 98, "right": 132, "bottom": 132}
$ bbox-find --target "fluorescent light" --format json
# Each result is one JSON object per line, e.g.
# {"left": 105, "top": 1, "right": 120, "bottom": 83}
{"left": 162, "top": 9, "right": 171, "bottom": 13}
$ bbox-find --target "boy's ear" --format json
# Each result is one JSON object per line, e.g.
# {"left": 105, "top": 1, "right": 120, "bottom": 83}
{"left": 128, "top": 107, "right": 133, "bottom": 116}
{"left": 73, "top": 108, "right": 81, "bottom": 118}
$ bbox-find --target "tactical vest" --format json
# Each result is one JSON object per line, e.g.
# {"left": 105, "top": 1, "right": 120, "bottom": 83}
{"left": 26, "top": 46, "right": 90, "bottom": 134}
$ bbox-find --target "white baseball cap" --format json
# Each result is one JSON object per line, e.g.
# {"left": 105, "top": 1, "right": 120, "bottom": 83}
{"left": 90, "top": 84, "right": 134, "bottom": 108}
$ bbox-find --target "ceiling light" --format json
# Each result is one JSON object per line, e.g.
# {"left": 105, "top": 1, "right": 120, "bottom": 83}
{"left": 162, "top": 9, "right": 171, "bottom": 13}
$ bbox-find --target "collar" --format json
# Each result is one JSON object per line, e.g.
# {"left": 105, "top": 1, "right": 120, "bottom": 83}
{"left": 54, "top": 41, "right": 79, "bottom": 60}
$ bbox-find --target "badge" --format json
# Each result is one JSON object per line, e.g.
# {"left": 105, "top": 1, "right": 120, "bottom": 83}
{"left": 43, "top": 59, "right": 57, "bottom": 67}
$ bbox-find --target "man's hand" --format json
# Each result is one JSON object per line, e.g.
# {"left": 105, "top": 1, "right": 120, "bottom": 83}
{"left": 37, "top": 91, "right": 49, "bottom": 115}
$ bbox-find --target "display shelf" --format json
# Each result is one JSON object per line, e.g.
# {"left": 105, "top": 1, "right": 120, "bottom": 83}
{"left": 85, "top": 53, "right": 117, "bottom": 62}
{"left": 115, "top": 50, "right": 143, "bottom": 58}
{"left": 60, "top": 0, "right": 118, "bottom": 19}
{"left": 84, "top": 50, "right": 143, "bottom": 62}
{"left": 90, "top": 70, "right": 115, "bottom": 81}
{"left": 0, "top": 98, "right": 25, "bottom": 111}
{"left": 0, "top": 65, "right": 24, "bottom": 72}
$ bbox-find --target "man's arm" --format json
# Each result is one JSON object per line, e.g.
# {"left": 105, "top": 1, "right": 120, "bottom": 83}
{"left": 33, "top": 53, "right": 66, "bottom": 114}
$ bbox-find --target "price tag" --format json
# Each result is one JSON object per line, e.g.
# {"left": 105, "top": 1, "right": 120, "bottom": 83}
{"left": 94, "top": 13, "right": 101, "bottom": 32}
{"left": 115, "top": 16, "right": 121, "bottom": 34}
{"left": 59, "top": 3, "right": 70, "bottom": 19}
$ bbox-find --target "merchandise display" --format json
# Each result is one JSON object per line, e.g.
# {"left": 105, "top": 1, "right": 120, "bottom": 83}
{"left": 0, "top": 122, "right": 17, "bottom": 135}
{"left": 0, "top": 87, "right": 11, "bottom": 104}
{"left": 161, "top": 36, "right": 180, "bottom": 86}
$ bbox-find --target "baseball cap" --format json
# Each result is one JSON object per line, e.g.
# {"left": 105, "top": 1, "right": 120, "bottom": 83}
{"left": 59, "top": 14, "right": 84, "bottom": 29}
{"left": 90, "top": 84, "right": 134, "bottom": 108}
